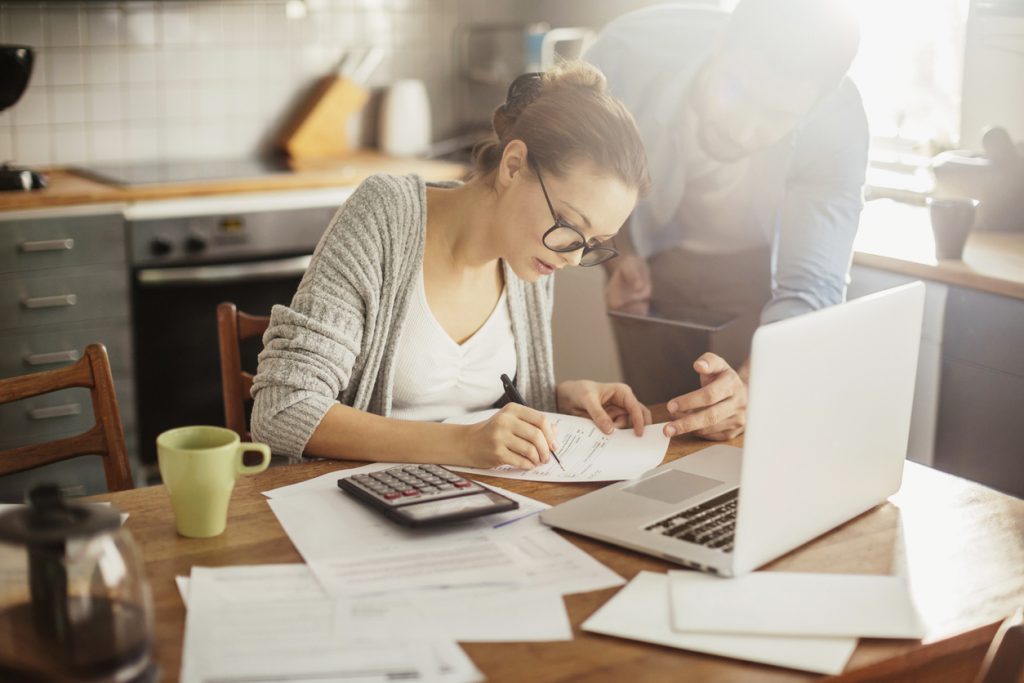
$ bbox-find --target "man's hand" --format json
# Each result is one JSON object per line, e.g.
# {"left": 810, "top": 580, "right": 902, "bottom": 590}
{"left": 663, "top": 353, "right": 748, "bottom": 441}
{"left": 605, "top": 254, "right": 652, "bottom": 314}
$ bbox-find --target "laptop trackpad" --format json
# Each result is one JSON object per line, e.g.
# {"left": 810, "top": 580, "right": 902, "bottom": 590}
{"left": 623, "top": 470, "right": 724, "bottom": 504}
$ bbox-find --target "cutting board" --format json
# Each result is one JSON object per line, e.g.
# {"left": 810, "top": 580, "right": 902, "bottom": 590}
{"left": 281, "top": 76, "right": 369, "bottom": 160}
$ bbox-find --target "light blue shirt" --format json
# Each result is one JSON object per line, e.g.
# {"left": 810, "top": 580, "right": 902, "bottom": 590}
{"left": 586, "top": 4, "right": 869, "bottom": 324}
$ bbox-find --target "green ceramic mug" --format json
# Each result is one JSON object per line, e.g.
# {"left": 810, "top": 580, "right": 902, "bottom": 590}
{"left": 156, "top": 426, "right": 271, "bottom": 538}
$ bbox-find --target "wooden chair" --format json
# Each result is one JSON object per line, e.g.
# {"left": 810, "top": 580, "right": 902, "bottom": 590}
{"left": 217, "top": 302, "right": 270, "bottom": 441}
{"left": 975, "top": 607, "right": 1024, "bottom": 683}
{"left": 0, "top": 343, "right": 133, "bottom": 492}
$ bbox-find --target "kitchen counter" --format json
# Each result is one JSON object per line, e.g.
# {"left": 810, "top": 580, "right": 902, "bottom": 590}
{"left": 853, "top": 199, "right": 1024, "bottom": 301}
{"left": 0, "top": 151, "right": 467, "bottom": 212}
{"left": 6, "top": 169, "right": 1023, "bottom": 302}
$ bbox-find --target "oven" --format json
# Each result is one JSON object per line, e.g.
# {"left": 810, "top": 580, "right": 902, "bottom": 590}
{"left": 126, "top": 188, "right": 352, "bottom": 470}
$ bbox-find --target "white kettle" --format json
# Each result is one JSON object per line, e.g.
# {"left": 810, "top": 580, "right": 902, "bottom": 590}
{"left": 379, "top": 79, "right": 432, "bottom": 157}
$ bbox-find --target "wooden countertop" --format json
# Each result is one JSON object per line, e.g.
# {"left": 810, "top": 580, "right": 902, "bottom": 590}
{"left": 0, "top": 151, "right": 468, "bottom": 212}
{"left": 854, "top": 199, "right": 1024, "bottom": 301}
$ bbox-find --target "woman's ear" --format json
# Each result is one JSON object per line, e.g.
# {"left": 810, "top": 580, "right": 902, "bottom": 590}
{"left": 496, "top": 140, "right": 529, "bottom": 189}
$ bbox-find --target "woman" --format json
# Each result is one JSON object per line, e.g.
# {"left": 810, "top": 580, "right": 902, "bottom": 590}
{"left": 251, "top": 62, "right": 652, "bottom": 469}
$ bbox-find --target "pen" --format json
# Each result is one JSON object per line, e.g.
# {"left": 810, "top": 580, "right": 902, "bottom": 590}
{"left": 500, "top": 373, "right": 565, "bottom": 471}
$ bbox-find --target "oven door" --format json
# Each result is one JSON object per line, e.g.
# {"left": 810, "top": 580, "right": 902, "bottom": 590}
{"left": 132, "top": 255, "right": 310, "bottom": 469}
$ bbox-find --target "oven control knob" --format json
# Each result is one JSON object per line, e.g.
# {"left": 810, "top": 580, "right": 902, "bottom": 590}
{"left": 150, "top": 236, "right": 172, "bottom": 256}
{"left": 185, "top": 235, "right": 208, "bottom": 253}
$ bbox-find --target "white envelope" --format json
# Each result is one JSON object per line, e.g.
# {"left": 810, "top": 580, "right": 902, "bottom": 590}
{"left": 583, "top": 571, "right": 857, "bottom": 675}
{"left": 668, "top": 571, "right": 926, "bottom": 639}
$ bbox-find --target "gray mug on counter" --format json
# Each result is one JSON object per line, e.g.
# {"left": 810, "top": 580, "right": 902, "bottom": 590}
{"left": 927, "top": 197, "right": 980, "bottom": 260}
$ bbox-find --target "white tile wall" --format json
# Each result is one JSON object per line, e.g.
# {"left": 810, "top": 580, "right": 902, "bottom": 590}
{"left": 0, "top": 0, "right": 497, "bottom": 166}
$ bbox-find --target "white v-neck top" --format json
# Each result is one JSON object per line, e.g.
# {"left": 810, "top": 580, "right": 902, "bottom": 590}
{"left": 390, "top": 269, "right": 517, "bottom": 422}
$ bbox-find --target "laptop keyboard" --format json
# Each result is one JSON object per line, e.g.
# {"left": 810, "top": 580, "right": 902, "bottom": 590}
{"left": 644, "top": 489, "right": 738, "bottom": 552}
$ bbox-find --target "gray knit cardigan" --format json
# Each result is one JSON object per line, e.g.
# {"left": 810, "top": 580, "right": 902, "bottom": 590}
{"left": 250, "top": 173, "right": 558, "bottom": 459}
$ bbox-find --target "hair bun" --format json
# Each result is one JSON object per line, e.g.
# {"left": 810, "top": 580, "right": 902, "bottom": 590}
{"left": 504, "top": 72, "right": 544, "bottom": 119}
{"left": 545, "top": 61, "right": 607, "bottom": 93}
{"left": 491, "top": 104, "right": 514, "bottom": 141}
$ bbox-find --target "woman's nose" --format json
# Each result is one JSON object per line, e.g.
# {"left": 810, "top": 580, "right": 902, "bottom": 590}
{"left": 562, "top": 249, "right": 584, "bottom": 267}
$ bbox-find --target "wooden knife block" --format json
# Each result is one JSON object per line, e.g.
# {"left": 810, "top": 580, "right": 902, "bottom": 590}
{"left": 281, "top": 76, "right": 369, "bottom": 160}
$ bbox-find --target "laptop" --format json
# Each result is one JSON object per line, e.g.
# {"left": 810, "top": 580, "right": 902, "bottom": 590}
{"left": 542, "top": 282, "right": 925, "bottom": 577}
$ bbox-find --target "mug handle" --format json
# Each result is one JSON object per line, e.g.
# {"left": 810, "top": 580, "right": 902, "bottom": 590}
{"left": 236, "top": 442, "right": 271, "bottom": 475}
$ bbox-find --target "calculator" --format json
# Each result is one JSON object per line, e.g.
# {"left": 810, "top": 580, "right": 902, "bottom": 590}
{"left": 337, "top": 464, "right": 519, "bottom": 527}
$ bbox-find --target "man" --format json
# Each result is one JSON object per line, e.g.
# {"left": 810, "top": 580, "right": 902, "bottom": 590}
{"left": 586, "top": 0, "right": 868, "bottom": 441}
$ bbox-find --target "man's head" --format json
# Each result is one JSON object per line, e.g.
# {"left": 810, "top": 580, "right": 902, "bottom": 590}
{"left": 691, "top": 0, "right": 860, "bottom": 162}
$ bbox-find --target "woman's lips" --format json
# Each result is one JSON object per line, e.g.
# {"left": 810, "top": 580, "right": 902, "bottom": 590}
{"left": 535, "top": 257, "right": 555, "bottom": 275}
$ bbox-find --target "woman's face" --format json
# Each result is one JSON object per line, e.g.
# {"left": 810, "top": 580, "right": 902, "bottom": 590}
{"left": 494, "top": 143, "right": 639, "bottom": 283}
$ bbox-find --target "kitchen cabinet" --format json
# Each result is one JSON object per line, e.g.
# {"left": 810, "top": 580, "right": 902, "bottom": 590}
{"left": 935, "top": 287, "right": 1024, "bottom": 498}
{"left": 0, "top": 205, "right": 137, "bottom": 501}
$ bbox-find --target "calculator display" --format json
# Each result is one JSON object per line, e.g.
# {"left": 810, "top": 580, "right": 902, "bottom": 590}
{"left": 400, "top": 492, "right": 507, "bottom": 521}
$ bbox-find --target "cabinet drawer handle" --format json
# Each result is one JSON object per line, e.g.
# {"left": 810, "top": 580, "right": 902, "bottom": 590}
{"left": 28, "top": 403, "right": 82, "bottom": 420}
{"left": 19, "top": 238, "right": 75, "bottom": 253}
{"left": 21, "top": 294, "right": 78, "bottom": 309}
{"left": 24, "top": 350, "right": 81, "bottom": 366}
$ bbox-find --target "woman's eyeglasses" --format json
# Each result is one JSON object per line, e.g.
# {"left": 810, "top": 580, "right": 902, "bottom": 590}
{"left": 536, "top": 170, "right": 618, "bottom": 267}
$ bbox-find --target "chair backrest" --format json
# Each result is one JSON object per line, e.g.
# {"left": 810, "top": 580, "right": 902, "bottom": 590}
{"left": 0, "top": 343, "right": 133, "bottom": 492}
{"left": 976, "top": 607, "right": 1024, "bottom": 683}
{"left": 217, "top": 302, "right": 270, "bottom": 441}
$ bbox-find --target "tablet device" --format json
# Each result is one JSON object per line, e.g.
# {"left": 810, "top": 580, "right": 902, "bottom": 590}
{"left": 608, "top": 306, "right": 746, "bottom": 404}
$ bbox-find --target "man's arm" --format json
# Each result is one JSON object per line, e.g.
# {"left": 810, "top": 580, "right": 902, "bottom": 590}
{"left": 762, "top": 78, "right": 870, "bottom": 325}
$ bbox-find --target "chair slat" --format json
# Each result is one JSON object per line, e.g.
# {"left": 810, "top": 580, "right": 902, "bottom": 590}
{"left": 0, "top": 344, "right": 133, "bottom": 492}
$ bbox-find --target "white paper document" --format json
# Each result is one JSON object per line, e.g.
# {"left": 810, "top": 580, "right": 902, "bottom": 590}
{"left": 177, "top": 564, "right": 573, "bottom": 645}
{"left": 355, "top": 585, "right": 574, "bottom": 643}
{"left": 668, "top": 571, "right": 926, "bottom": 639}
{"left": 266, "top": 467, "right": 622, "bottom": 600}
{"left": 494, "top": 526, "right": 625, "bottom": 596}
{"left": 309, "top": 537, "right": 524, "bottom": 595}
{"left": 265, "top": 472, "right": 546, "bottom": 563}
{"left": 443, "top": 409, "right": 670, "bottom": 482}
{"left": 179, "top": 564, "right": 483, "bottom": 683}
{"left": 583, "top": 571, "right": 858, "bottom": 675}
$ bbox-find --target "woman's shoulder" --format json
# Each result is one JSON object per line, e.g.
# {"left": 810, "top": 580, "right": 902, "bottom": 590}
{"left": 316, "top": 173, "right": 427, "bottom": 251}
{"left": 337, "top": 173, "right": 425, "bottom": 227}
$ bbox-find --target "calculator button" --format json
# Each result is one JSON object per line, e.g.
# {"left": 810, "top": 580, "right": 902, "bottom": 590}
{"left": 420, "top": 487, "right": 439, "bottom": 494}
{"left": 402, "top": 489, "right": 420, "bottom": 497}
{"left": 453, "top": 481, "right": 472, "bottom": 488}
{"left": 437, "top": 484, "right": 455, "bottom": 490}
{"left": 383, "top": 492, "right": 401, "bottom": 500}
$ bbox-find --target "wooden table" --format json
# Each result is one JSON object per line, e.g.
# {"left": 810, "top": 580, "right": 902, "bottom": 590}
{"left": 94, "top": 428, "right": 1024, "bottom": 683}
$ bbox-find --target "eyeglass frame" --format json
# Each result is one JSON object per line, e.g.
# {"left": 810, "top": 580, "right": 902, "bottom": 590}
{"left": 535, "top": 168, "right": 619, "bottom": 267}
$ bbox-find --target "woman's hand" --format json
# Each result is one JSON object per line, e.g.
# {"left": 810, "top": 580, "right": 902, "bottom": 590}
{"left": 663, "top": 353, "right": 748, "bottom": 441}
{"left": 460, "top": 404, "right": 558, "bottom": 470}
{"left": 557, "top": 380, "right": 651, "bottom": 435}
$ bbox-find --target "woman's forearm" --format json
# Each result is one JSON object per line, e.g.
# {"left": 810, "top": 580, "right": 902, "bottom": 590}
{"left": 304, "top": 403, "right": 467, "bottom": 464}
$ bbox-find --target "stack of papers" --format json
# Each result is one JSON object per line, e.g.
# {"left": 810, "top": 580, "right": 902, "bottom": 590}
{"left": 583, "top": 570, "right": 925, "bottom": 675}
{"left": 178, "top": 463, "right": 628, "bottom": 682}
{"left": 443, "top": 410, "right": 670, "bottom": 482}
{"left": 178, "top": 564, "right": 483, "bottom": 683}
{"left": 263, "top": 463, "right": 625, "bottom": 608}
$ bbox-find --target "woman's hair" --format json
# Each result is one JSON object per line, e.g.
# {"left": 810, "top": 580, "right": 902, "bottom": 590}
{"left": 470, "top": 61, "right": 650, "bottom": 196}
